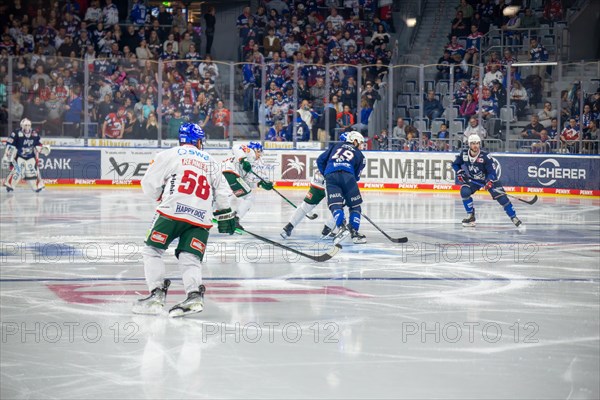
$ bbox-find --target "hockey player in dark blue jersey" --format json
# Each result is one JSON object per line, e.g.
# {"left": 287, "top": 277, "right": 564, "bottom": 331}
{"left": 2, "top": 118, "right": 51, "bottom": 192}
{"left": 452, "top": 134, "right": 523, "bottom": 228}
{"left": 316, "top": 131, "right": 367, "bottom": 243}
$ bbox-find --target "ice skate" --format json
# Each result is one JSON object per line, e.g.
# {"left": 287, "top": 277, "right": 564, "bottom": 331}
{"left": 462, "top": 212, "right": 476, "bottom": 227}
{"left": 5, "top": 186, "right": 13, "bottom": 193}
{"left": 511, "top": 216, "right": 525, "bottom": 231}
{"left": 349, "top": 227, "right": 367, "bottom": 244}
{"left": 320, "top": 225, "right": 336, "bottom": 240}
{"left": 280, "top": 223, "right": 293, "bottom": 239}
{"left": 332, "top": 224, "right": 351, "bottom": 245}
{"left": 169, "top": 285, "right": 206, "bottom": 317}
{"left": 132, "top": 279, "right": 171, "bottom": 315}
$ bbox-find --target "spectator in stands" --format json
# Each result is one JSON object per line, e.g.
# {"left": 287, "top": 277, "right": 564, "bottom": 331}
{"left": 510, "top": 80, "right": 529, "bottom": 117}
{"left": 560, "top": 118, "right": 580, "bottom": 153}
{"left": 477, "top": 86, "right": 498, "bottom": 120}
{"left": 483, "top": 64, "right": 503, "bottom": 88}
{"left": 450, "top": 11, "right": 468, "bottom": 39}
{"left": 529, "top": 37, "right": 549, "bottom": 78}
{"left": 464, "top": 25, "right": 483, "bottom": 65}
{"left": 392, "top": 117, "right": 407, "bottom": 143}
{"left": 310, "top": 78, "right": 327, "bottom": 114}
{"left": 463, "top": 117, "right": 487, "bottom": 142}
{"left": 370, "top": 24, "right": 390, "bottom": 47}
{"left": 491, "top": 80, "right": 507, "bottom": 109}
{"left": 583, "top": 120, "right": 599, "bottom": 153}
{"left": 437, "top": 123, "right": 449, "bottom": 139}
{"left": 145, "top": 112, "right": 158, "bottom": 139}
{"left": 286, "top": 113, "right": 311, "bottom": 142}
{"left": 326, "top": 7, "right": 344, "bottom": 31}
{"left": 102, "top": 107, "right": 126, "bottom": 139}
{"left": 362, "top": 82, "right": 381, "bottom": 108}
{"left": 102, "top": 0, "right": 119, "bottom": 26}
{"left": 212, "top": 100, "right": 231, "bottom": 139}
{"left": 459, "top": 92, "right": 477, "bottom": 124}
{"left": 167, "top": 109, "right": 185, "bottom": 139}
{"left": 267, "top": 120, "right": 286, "bottom": 141}
{"left": 538, "top": 101, "right": 557, "bottom": 128}
{"left": 263, "top": 27, "right": 281, "bottom": 60}
{"left": 373, "top": 129, "right": 390, "bottom": 150}
{"left": 531, "top": 129, "right": 553, "bottom": 153}
{"left": 456, "top": 0, "right": 474, "bottom": 23}
{"left": 521, "top": 114, "right": 547, "bottom": 141}
{"left": 436, "top": 50, "right": 452, "bottom": 81}
{"left": 337, "top": 104, "right": 355, "bottom": 132}
{"left": 423, "top": 90, "right": 444, "bottom": 121}
{"left": 451, "top": 53, "right": 469, "bottom": 81}
{"left": 543, "top": 0, "right": 564, "bottom": 25}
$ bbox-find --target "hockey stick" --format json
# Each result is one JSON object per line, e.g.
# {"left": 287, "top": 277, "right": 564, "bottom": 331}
{"left": 249, "top": 170, "right": 318, "bottom": 220}
{"left": 491, "top": 188, "right": 538, "bottom": 205}
{"left": 361, "top": 214, "right": 408, "bottom": 243}
{"left": 240, "top": 228, "right": 342, "bottom": 262}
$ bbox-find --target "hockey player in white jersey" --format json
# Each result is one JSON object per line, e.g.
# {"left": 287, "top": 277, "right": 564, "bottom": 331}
{"left": 221, "top": 141, "right": 273, "bottom": 226}
{"left": 133, "top": 123, "right": 236, "bottom": 317}
{"left": 2, "top": 118, "right": 51, "bottom": 192}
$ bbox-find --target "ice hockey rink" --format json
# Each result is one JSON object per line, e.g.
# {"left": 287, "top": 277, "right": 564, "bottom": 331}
{"left": 1, "top": 188, "right": 599, "bottom": 399}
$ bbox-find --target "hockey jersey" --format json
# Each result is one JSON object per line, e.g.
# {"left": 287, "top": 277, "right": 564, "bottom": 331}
{"left": 141, "top": 145, "right": 231, "bottom": 228}
{"left": 222, "top": 144, "right": 264, "bottom": 185}
{"left": 5, "top": 130, "right": 42, "bottom": 160}
{"left": 452, "top": 149, "right": 498, "bottom": 183}
{"left": 317, "top": 142, "right": 366, "bottom": 181}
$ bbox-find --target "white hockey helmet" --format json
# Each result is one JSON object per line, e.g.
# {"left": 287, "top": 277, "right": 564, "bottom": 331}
{"left": 467, "top": 134, "right": 481, "bottom": 144}
{"left": 346, "top": 131, "right": 365, "bottom": 146}
{"left": 21, "top": 118, "right": 32, "bottom": 134}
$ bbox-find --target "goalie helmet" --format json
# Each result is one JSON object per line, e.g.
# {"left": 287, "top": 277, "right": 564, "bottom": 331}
{"left": 179, "top": 123, "right": 205, "bottom": 145}
{"left": 248, "top": 141, "right": 263, "bottom": 153}
{"left": 346, "top": 131, "right": 365, "bottom": 146}
{"left": 467, "top": 134, "right": 481, "bottom": 144}
{"left": 20, "top": 118, "right": 32, "bottom": 135}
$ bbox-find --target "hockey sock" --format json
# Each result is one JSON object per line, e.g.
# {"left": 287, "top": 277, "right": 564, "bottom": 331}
{"left": 289, "top": 202, "right": 317, "bottom": 227}
{"left": 496, "top": 195, "right": 517, "bottom": 218}
{"left": 235, "top": 192, "right": 254, "bottom": 219}
{"left": 142, "top": 246, "right": 166, "bottom": 292}
{"left": 462, "top": 198, "right": 474, "bottom": 214}
{"left": 349, "top": 209, "right": 361, "bottom": 231}
{"left": 332, "top": 209, "right": 345, "bottom": 227}
{"left": 178, "top": 252, "right": 203, "bottom": 294}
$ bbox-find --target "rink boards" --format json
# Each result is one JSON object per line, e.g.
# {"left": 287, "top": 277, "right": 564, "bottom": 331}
{"left": 1, "top": 146, "right": 599, "bottom": 196}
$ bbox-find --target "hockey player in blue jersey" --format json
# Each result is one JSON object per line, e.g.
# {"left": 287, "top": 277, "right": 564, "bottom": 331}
{"left": 2, "top": 118, "right": 51, "bottom": 192}
{"left": 316, "top": 131, "right": 367, "bottom": 244}
{"left": 452, "top": 134, "right": 523, "bottom": 228}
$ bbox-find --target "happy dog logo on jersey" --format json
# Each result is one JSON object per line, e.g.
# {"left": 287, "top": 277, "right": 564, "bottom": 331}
{"left": 175, "top": 203, "right": 207, "bottom": 220}
{"left": 281, "top": 155, "right": 306, "bottom": 180}
{"left": 527, "top": 158, "right": 586, "bottom": 186}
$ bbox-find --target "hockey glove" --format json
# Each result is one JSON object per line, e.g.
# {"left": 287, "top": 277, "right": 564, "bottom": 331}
{"left": 214, "top": 208, "right": 236, "bottom": 235}
{"left": 484, "top": 180, "right": 494, "bottom": 190}
{"left": 457, "top": 170, "right": 468, "bottom": 184}
{"left": 258, "top": 180, "right": 273, "bottom": 190}
{"left": 241, "top": 159, "right": 252, "bottom": 173}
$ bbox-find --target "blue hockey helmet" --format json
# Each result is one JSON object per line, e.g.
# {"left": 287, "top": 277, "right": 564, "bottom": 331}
{"left": 248, "top": 141, "right": 263, "bottom": 153}
{"left": 179, "top": 123, "right": 205, "bottom": 145}
{"left": 339, "top": 131, "right": 348, "bottom": 142}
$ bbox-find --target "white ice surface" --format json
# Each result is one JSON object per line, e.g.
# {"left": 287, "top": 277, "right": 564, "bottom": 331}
{"left": 1, "top": 188, "right": 599, "bottom": 399}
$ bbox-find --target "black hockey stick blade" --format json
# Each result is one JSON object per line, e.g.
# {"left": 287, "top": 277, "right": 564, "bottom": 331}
{"left": 362, "top": 214, "right": 408, "bottom": 243}
{"left": 306, "top": 213, "right": 318, "bottom": 220}
{"left": 241, "top": 229, "right": 342, "bottom": 262}
{"left": 515, "top": 194, "right": 538, "bottom": 205}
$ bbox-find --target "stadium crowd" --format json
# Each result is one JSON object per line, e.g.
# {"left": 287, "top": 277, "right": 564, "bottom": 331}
{"left": 0, "top": 0, "right": 396, "bottom": 143}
